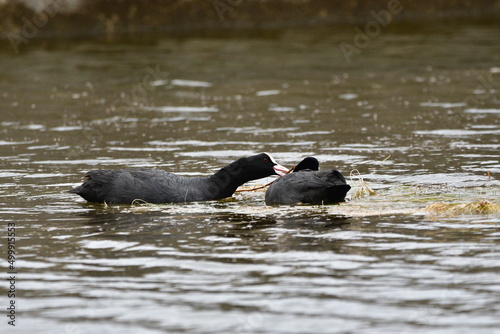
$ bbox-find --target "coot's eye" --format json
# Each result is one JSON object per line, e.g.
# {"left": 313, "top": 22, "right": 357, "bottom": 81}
{"left": 263, "top": 158, "right": 268, "bottom": 162}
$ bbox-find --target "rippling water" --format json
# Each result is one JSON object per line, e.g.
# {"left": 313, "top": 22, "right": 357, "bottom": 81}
{"left": 0, "top": 22, "right": 499, "bottom": 333}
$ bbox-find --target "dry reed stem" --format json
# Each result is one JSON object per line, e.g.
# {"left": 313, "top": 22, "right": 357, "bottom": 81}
{"left": 131, "top": 199, "right": 154, "bottom": 206}
{"left": 349, "top": 169, "right": 376, "bottom": 200}
{"left": 235, "top": 165, "right": 295, "bottom": 193}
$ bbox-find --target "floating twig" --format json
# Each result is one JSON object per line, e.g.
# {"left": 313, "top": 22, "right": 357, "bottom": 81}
{"left": 236, "top": 165, "right": 295, "bottom": 192}
{"left": 380, "top": 154, "right": 392, "bottom": 166}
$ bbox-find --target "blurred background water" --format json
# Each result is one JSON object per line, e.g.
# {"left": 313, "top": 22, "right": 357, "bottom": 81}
{"left": 0, "top": 4, "right": 499, "bottom": 333}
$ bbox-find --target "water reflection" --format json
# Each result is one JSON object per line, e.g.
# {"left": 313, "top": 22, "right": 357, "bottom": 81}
{"left": 14, "top": 209, "right": 500, "bottom": 333}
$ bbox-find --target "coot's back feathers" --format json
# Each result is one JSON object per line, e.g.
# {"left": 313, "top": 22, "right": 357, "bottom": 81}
{"left": 265, "top": 158, "right": 350, "bottom": 205}
{"left": 69, "top": 169, "right": 191, "bottom": 204}
{"left": 70, "top": 153, "right": 288, "bottom": 204}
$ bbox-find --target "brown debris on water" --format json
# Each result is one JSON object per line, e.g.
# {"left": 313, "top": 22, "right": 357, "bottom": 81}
{"left": 425, "top": 201, "right": 500, "bottom": 216}
{"left": 349, "top": 169, "right": 376, "bottom": 200}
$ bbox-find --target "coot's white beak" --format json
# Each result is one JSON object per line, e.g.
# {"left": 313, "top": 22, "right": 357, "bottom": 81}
{"left": 273, "top": 164, "right": 289, "bottom": 176}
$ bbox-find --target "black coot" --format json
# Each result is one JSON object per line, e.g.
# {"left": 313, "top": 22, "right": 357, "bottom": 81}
{"left": 70, "top": 153, "right": 288, "bottom": 204}
{"left": 265, "top": 157, "right": 350, "bottom": 205}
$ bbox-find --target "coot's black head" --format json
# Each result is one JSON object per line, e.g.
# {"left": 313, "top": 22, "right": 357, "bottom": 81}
{"left": 227, "top": 152, "right": 288, "bottom": 181}
{"left": 293, "top": 157, "right": 319, "bottom": 172}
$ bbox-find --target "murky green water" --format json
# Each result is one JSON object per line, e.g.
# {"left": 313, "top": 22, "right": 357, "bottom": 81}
{"left": 1, "top": 22, "right": 499, "bottom": 333}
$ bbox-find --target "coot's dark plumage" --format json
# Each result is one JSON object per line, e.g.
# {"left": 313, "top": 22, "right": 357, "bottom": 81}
{"left": 265, "top": 157, "right": 350, "bottom": 205}
{"left": 293, "top": 156, "right": 319, "bottom": 172}
{"left": 70, "top": 153, "right": 288, "bottom": 204}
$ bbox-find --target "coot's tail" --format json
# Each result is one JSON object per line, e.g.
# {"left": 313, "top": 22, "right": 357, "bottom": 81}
{"left": 325, "top": 184, "right": 351, "bottom": 203}
{"left": 323, "top": 170, "right": 350, "bottom": 203}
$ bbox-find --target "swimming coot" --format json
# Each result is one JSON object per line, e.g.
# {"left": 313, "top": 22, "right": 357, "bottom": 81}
{"left": 265, "top": 157, "right": 350, "bottom": 205}
{"left": 70, "top": 153, "right": 288, "bottom": 204}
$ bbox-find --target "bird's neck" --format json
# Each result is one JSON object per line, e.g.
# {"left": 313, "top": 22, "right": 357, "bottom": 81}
{"left": 207, "top": 161, "right": 247, "bottom": 199}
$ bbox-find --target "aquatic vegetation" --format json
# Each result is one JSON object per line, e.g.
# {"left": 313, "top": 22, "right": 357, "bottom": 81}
{"left": 349, "top": 169, "right": 376, "bottom": 200}
{"left": 425, "top": 201, "right": 500, "bottom": 216}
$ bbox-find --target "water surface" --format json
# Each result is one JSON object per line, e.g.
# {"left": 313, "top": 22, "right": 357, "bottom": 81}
{"left": 0, "top": 22, "right": 499, "bottom": 333}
